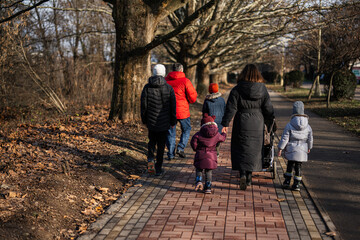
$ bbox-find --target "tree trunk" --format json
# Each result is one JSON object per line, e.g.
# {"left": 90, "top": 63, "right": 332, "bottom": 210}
{"left": 307, "top": 73, "right": 319, "bottom": 100}
{"left": 327, "top": 72, "right": 335, "bottom": 108}
{"left": 314, "top": 76, "right": 321, "bottom": 96}
{"left": 280, "top": 52, "right": 284, "bottom": 86}
{"left": 109, "top": 1, "right": 156, "bottom": 121}
{"left": 196, "top": 61, "right": 210, "bottom": 96}
{"left": 210, "top": 72, "right": 228, "bottom": 84}
{"left": 184, "top": 60, "right": 197, "bottom": 86}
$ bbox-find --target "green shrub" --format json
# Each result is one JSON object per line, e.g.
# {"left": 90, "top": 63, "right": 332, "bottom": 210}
{"left": 286, "top": 70, "right": 304, "bottom": 88}
{"left": 262, "top": 71, "right": 278, "bottom": 83}
{"left": 326, "top": 69, "right": 357, "bottom": 100}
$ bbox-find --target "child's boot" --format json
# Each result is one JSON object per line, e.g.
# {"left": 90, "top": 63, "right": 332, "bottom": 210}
{"left": 147, "top": 159, "right": 155, "bottom": 174}
{"left": 282, "top": 172, "right": 292, "bottom": 188}
{"left": 292, "top": 176, "right": 301, "bottom": 191}
{"left": 204, "top": 181, "right": 212, "bottom": 194}
{"left": 195, "top": 176, "right": 203, "bottom": 191}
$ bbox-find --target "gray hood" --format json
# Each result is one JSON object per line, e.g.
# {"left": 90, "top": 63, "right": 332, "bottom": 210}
{"left": 290, "top": 115, "right": 309, "bottom": 131}
{"left": 148, "top": 76, "right": 166, "bottom": 88}
{"left": 238, "top": 81, "right": 265, "bottom": 100}
{"left": 293, "top": 101, "right": 304, "bottom": 115}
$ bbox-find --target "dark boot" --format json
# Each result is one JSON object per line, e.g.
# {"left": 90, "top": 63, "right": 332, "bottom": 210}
{"left": 283, "top": 172, "right": 292, "bottom": 189}
{"left": 283, "top": 177, "right": 291, "bottom": 188}
{"left": 246, "top": 171, "right": 252, "bottom": 186}
{"left": 292, "top": 176, "right": 301, "bottom": 191}
{"left": 204, "top": 181, "right": 212, "bottom": 194}
{"left": 239, "top": 170, "right": 247, "bottom": 190}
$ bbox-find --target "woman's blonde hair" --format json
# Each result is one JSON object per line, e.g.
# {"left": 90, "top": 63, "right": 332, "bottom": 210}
{"left": 237, "top": 64, "right": 264, "bottom": 83}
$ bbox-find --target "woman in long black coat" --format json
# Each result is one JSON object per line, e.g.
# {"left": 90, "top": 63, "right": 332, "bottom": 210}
{"left": 221, "top": 64, "right": 274, "bottom": 190}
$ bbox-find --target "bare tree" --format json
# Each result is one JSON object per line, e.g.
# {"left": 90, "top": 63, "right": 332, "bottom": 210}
{"left": 162, "top": 0, "right": 324, "bottom": 94}
{"left": 286, "top": 2, "right": 360, "bottom": 104}
{"left": 0, "top": 0, "right": 50, "bottom": 24}
{"left": 1, "top": 0, "right": 116, "bottom": 113}
{"left": 103, "top": 0, "right": 216, "bottom": 121}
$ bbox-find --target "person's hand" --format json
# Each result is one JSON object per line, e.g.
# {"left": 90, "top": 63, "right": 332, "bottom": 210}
{"left": 222, "top": 127, "right": 228, "bottom": 133}
{"left": 278, "top": 149, "right": 282, "bottom": 157}
{"left": 308, "top": 149, "right": 311, "bottom": 153}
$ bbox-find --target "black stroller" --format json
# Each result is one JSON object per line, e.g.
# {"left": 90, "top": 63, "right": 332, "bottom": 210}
{"left": 262, "top": 119, "right": 277, "bottom": 179}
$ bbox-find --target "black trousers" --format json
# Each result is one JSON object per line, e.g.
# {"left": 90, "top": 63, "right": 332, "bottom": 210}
{"left": 148, "top": 130, "right": 167, "bottom": 172}
{"left": 286, "top": 161, "right": 302, "bottom": 177}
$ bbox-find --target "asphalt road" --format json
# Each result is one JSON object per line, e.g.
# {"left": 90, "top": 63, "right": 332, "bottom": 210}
{"left": 271, "top": 91, "right": 360, "bottom": 240}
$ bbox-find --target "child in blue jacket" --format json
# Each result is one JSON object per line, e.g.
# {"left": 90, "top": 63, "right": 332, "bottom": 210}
{"left": 202, "top": 83, "right": 226, "bottom": 156}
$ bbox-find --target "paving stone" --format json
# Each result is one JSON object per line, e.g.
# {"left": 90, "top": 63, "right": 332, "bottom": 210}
{"left": 79, "top": 118, "right": 336, "bottom": 240}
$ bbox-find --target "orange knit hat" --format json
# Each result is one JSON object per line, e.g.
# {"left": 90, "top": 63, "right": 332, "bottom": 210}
{"left": 209, "top": 83, "right": 219, "bottom": 93}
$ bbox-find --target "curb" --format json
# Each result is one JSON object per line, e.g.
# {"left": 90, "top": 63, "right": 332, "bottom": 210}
{"left": 77, "top": 179, "right": 145, "bottom": 239}
{"left": 301, "top": 178, "right": 341, "bottom": 240}
{"left": 274, "top": 133, "right": 340, "bottom": 240}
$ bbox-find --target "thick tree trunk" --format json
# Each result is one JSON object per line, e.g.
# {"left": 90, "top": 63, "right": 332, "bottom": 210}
{"left": 211, "top": 72, "right": 228, "bottom": 84}
{"left": 109, "top": 1, "right": 155, "bottom": 121}
{"left": 184, "top": 60, "right": 197, "bottom": 86}
{"left": 196, "top": 61, "right": 210, "bottom": 96}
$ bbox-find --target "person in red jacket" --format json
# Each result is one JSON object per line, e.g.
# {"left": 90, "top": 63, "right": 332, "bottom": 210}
{"left": 165, "top": 63, "right": 198, "bottom": 159}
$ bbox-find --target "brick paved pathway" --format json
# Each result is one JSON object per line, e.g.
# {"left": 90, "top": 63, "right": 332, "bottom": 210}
{"left": 79, "top": 125, "right": 336, "bottom": 240}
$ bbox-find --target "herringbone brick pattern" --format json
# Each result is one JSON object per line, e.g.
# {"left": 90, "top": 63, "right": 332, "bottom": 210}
{"left": 79, "top": 125, "right": 334, "bottom": 240}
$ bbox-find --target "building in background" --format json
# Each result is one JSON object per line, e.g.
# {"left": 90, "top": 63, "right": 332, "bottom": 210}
{"left": 352, "top": 62, "right": 360, "bottom": 84}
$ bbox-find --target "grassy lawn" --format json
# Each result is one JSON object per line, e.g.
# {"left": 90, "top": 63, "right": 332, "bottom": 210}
{"left": 267, "top": 85, "right": 360, "bottom": 137}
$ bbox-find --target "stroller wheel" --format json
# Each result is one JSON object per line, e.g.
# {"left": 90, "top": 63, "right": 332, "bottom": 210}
{"left": 272, "top": 161, "right": 277, "bottom": 179}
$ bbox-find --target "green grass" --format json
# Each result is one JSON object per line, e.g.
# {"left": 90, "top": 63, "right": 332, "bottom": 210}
{"left": 267, "top": 85, "right": 360, "bottom": 137}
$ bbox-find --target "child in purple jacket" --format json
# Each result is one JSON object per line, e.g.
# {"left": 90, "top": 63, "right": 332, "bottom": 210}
{"left": 190, "top": 114, "right": 226, "bottom": 194}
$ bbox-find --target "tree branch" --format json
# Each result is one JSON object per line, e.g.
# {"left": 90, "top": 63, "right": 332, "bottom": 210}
{"left": 0, "top": 0, "right": 50, "bottom": 24}
{"left": 31, "top": 6, "right": 112, "bottom": 15}
{"left": 129, "top": 0, "right": 216, "bottom": 57}
{"left": 102, "top": 0, "right": 114, "bottom": 4}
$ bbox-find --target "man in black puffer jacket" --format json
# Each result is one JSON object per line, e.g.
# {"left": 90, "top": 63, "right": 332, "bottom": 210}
{"left": 141, "top": 64, "right": 177, "bottom": 176}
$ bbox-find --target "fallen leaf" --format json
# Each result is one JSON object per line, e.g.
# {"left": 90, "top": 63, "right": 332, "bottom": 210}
{"left": 134, "top": 184, "right": 142, "bottom": 187}
{"left": 7, "top": 170, "right": 16, "bottom": 176}
{"left": 93, "top": 195, "right": 104, "bottom": 201}
{"left": 129, "top": 174, "right": 140, "bottom": 179}
{"left": 81, "top": 208, "right": 96, "bottom": 216}
{"left": 276, "top": 198, "right": 286, "bottom": 202}
{"left": 325, "top": 231, "right": 336, "bottom": 236}
{"left": 8, "top": 191, "right": 19, "bottom": 198}
{"left": 95, "top": 205, "right": 103, "bottom": 212}
{"left": 78, "top": 223, "right": 87, "bottom": 234}
{"left": 98, "top": 187, "right": 109, "bottom": 193}
{"left": 105, "top": 196, "right": 118, "bottom": 201}
{"left": 67, "top": 194, "right": 77, "bottom": 199}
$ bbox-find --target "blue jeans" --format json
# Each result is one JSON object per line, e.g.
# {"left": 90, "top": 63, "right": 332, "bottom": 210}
{"left": 166, "top": 117, "right": 191, "bottom": 158}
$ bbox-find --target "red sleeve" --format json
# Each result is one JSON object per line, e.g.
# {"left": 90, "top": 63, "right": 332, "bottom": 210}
{"left": 218, "top": 132, "right": 226, "bottom": 143}
{"left": 190, "top": 132, "right": 200, "bottom": 151}
{"left": 185, "top": 79, "right": 197, "bottom": 104}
